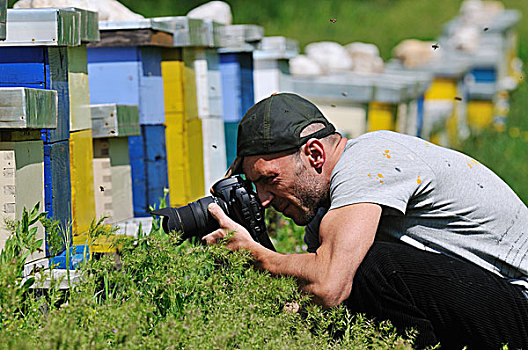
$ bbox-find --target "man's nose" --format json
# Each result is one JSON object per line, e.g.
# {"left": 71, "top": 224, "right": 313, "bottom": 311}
{"left": 257, "top": 186, "right": 274, "bottom": 208}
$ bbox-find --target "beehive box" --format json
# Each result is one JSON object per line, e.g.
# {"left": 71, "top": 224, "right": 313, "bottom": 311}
{"left": 69, "top": 129, "right": 96, "bottom": 244}
{"left": 253, "top": 36, "right": 298, "bottom": 103}
{"left": 88, "top": 37, "right": 170, "bottom": 216}
{"left": 91, "top": 103, "right": 138, "bottom": 224}
{"left": 0, "top": 46, "right": 70, "bottom": 142}
{"left": 0, "top": 141, "right": 45, "bottom": 260}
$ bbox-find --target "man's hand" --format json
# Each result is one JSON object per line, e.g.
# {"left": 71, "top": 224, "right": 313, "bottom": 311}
{"left": 202, "top": 203, "right": 256, "bottom": 251}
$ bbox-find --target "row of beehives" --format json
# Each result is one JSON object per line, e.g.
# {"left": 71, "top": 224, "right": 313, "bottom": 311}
{"left": 282, "top": 2, "right": 521, "bottom": 147}
{"left": 0, "top": 3, "right": 522, "bottom": 271}
{"left": 0, "top": 6, "right": 284, "bottom": 271}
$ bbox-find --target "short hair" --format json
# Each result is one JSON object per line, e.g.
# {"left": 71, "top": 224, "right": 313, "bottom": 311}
{"left": 292, "top": 123, "right": 340, "bottom": 161}
{"left": 300, "top": 123, "right": 340, "bottom": 144}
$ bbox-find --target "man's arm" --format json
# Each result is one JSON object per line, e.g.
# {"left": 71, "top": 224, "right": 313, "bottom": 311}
{"left": 204, "top": 202, "right": 381, "bottom": 307}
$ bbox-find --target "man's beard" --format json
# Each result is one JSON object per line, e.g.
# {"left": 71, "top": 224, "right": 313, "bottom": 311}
{"left": 290, "top": 160, "right": 329, "bottom": 226}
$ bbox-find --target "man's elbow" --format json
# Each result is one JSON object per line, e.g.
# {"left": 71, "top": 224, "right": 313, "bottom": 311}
{"left": 313, "top": 281, "right": 352, "bottom": 308}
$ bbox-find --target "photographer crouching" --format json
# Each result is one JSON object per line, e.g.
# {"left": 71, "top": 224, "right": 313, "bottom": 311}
{"left": 155, "top": 93, "right": 528, "bottom": 349}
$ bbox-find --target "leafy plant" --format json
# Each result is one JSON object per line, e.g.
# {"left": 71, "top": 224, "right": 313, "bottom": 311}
{"left": 0, "top": 205, "right": 414, "bottom": 349}
{"left": 0, "top": 203, "right": 46, "bottom": 327}
{"left": 0, "top": 203, "right": 45, "bottom": 270}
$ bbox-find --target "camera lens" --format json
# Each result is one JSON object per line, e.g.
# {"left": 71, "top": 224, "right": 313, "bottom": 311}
{"left": 152, "top": 196, "right": 227, "bottom": 241}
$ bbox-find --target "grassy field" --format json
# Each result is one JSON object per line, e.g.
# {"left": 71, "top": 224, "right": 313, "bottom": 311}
{"left": 0, "top": 207, "right": 415, "bottom": 349}
{"left": 2, "top": 1, "right": 527, "bottom": 348}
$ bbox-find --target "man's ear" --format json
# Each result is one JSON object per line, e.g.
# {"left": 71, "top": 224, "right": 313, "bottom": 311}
{"left": 303, "top": 138, "right": 325, "bottom": 172}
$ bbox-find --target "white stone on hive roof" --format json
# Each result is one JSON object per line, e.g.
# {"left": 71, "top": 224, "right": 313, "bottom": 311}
{"left": 187, "top": 1, "right": 232, "bottom": 25}
{"left": 13, "top": 0, "right": 144, "bottom": 21}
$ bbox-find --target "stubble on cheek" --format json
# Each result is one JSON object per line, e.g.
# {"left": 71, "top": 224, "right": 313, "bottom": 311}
{"left": 291, "top": 165, "right": 329, "bottom": 226}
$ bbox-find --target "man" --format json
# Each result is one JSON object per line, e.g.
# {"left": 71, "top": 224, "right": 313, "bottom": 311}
{"left": 202, "top": 93, "right": 528, "bottom": 349}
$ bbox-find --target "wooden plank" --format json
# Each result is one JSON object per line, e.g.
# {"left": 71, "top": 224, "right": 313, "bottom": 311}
{"left": 69, "top": 129, "right": 96, "bottom": 244}
{"left": 87, "top": 60, "right": 141, "bottom": 105}
{"left": 206, "top": 48, "right": 223, "bottom": 118}
{"left": 253, "top": 58, "right": 281, "bottom": 103}
{"left": 88, "top": 29, "right": 174, "bottom": 48}
{"left": 161, "top": 59, "right": 185, "bottom": 115}
{"left": 87, "top": 46, "right": 140, "bottom": 63}
{"left": 93, "top": 157, "right": 113, "bottom": 224}
{"left": 0, "top": 63, "right": 46, "bottom": 85}
{"left": 0, "top": 149, "right": 15, "bottom": 253}
{"left": 0, "top": 130, "right": 41, "bottom": 142}
{"left": 223, "top": 121, "right": 238, "bottom": 169}
{"left": 108, "top": 138, "right": 134, "bottom": 222}
{"left": 238, "top": 52, "right": 255, "bottom": 116}
{"left": 182, "top": 48, "right": 199, "bottom": 121}
{"left": 219, "top": 54, "right": 242, "bottom": 122}
{"left": 92, "top": 137, "right": 134, "bottom": 224}
{"left": 68, "top": 46, "right": 92, "bottom": 131}
{"left": 219, "top": 52, "right": 255, "bottom": 122}
{"left": 116, "top": 105, "right": 140, "bottom": 137}
{"left": 186, "top": 118, "right": 205, "bottom": 200}
{"left": 165, "top": 118, "right": 188, "bottom": 207}
{"left": 0, "top": 87, "right": 57, "bottom": 129}
{"left": 143, "top": 124, "right": 169, "bottom": 209}
{"left": 0, "top": 47, "right": 45, "bottom": 63}
{"left": 138, "top": 48, "right": 165, "bottom": 125}
{"left": 13, "top": 141, "right": 46, "bottom": 261}
{"left": 161, "top": 54, "right": 189, "bottom": 207}
{"left": 43, "top": 140, "right": 72, "bottom": 251}
{"left": 43, "top": 47, "right": 70, "bottom": 143}
{"left": 128, "top": 134, "right": 147, "bottom": 217}
{"left": 201, "top": 117, "right": 226, "bottom": 191}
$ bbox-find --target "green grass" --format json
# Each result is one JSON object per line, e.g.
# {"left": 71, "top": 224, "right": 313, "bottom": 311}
{"left": 459, "top": 80, "right": 528, "bottom": 204}
{"left": 1, "top": 1, "right": 527, "bottom": 347}
{"left": 0, "top": 206, "right": 415, "bottom": 349}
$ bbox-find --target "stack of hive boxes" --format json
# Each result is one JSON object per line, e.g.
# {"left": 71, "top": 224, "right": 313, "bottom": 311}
{"left": 218, "top": 24, "right": 263, "bottom": 168}
{"left": 67, "top": 9, "right": 100, "bottom": 246}
{"left": 154, "top": 16, "right": 227, "bottom": 201}
{"left": 87, "top": 19, "right": 173, "bottom": 217}
{"left": 0, "top": 8, "right": 99, "bottom": 267}
{"left": 0, "top": 87, "right": 57, "bottom": 262}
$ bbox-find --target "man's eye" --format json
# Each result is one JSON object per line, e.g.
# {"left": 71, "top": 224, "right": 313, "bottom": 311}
{"left": 266, "top": 175, "right": 278, "bottom": 184}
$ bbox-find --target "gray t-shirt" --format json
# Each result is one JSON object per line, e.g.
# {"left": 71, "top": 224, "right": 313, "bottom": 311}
{"left": 305, "top": 130, "right": 528, "bottom": 280}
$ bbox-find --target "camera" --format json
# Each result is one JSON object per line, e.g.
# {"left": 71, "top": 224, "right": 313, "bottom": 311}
{"left": 151, "top": 175, "right": 275, "bottom": 251}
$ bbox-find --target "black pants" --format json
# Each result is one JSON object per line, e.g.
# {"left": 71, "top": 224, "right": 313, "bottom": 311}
{"left": 344, "top": 242, "right": 528, "bottom": 349}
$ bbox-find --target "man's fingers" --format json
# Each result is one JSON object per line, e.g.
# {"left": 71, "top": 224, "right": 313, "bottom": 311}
{"left": 208, "top": 203, "right": 235, "bottom": 228}
{"left": 202, "top": 230, "right": 224, "bottom": 245}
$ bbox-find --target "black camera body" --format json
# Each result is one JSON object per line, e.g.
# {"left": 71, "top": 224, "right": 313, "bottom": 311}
{"left": 151, "top": 175, "right": 275, "bottom": 251}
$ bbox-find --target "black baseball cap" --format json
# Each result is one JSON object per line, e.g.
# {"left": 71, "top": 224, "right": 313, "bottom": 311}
{"left": 225, "top": 93, "right": 336, "bottom": 177}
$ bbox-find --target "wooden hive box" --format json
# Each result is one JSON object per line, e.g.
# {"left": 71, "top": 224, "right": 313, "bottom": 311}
{"left": 0, "top": 87, "right": 57, "bottom": 262}
{"left": 217, "top": 25, "right": 263, "bottom": 168}
{"left": 88, "top": 20, "right": 172, "bottom": 216}
{"left": 91, "top": 103, "right": 139, "bottom": 225}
